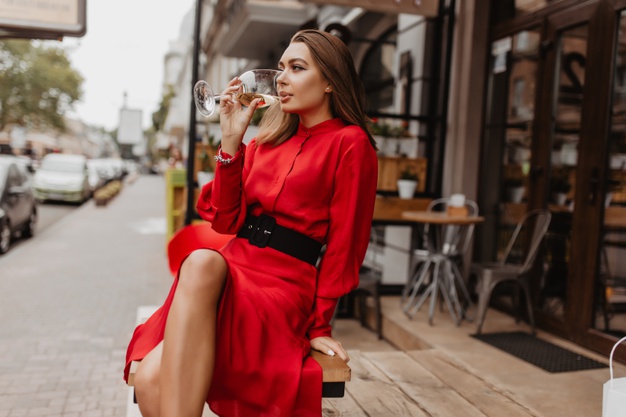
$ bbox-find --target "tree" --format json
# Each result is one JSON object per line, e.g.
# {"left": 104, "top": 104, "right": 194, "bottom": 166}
{"left": 0, "top": 39, "right": 83, "bottom": 132}
{"left": 151, "top": 85, "right": 175, "bottom": 132}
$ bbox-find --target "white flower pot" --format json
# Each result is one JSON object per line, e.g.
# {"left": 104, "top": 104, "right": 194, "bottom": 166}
{"left": 397, "top": 179, "right": 417, "bottom": 199}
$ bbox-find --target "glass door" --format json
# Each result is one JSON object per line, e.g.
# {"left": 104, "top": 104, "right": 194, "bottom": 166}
{"left": 594, "top": 9, "right": 626, "bottom": 340}
{"left": 480, "top": 2, "right": 623, "bottom": 351}
{"left": 535, "top": 23, "right": 590, "bottom": 325}
{"left": 528, "top": 3, "right": 618, "bottom": 342}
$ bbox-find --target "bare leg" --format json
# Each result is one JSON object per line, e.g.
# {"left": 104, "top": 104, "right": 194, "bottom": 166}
{"left": 134, "top": 342, "right": 163, "bottom": 417}
{"left": 161, "top": 249, "right": 227, "bottom": 417}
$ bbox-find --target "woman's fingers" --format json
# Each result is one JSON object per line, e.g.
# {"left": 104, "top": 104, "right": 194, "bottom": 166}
{"left": 331, "top": 342, "right": 349, "bottom": 363}
{"left": 311, "top": 337, "right": 350, "bottom": 363}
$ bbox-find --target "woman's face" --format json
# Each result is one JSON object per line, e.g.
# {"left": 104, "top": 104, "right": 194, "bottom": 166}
{"left": 276, "top": 41, "right": 332, "bottom": 125}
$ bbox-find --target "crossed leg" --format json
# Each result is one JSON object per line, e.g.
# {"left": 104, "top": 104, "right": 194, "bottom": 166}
{"left": 133, "top": 249, "right": 227, "bottom": 417}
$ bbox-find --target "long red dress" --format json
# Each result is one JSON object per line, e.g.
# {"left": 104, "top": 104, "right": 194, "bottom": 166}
{"left": 124, "top": 118, "right": 378, "bottom": 416}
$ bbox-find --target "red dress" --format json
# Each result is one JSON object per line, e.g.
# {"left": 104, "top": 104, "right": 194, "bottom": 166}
{"left": 124, "top": 118, "right": 378, "bottom": 416}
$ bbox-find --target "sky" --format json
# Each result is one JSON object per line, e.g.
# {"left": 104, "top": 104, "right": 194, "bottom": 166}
{"left": 62, "top": 0, "right": 195, "bottom": 131}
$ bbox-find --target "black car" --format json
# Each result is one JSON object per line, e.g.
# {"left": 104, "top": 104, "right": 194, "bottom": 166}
{"left": 0, "top": 155, "right": 37, "bottom": 254}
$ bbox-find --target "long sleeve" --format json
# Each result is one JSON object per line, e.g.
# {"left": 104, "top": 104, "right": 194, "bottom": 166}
{"left": 196, "top": 144, "right": 249, "bottom": 234}
{"left": 307, "top": 133, "right": 378, "bottom": 339}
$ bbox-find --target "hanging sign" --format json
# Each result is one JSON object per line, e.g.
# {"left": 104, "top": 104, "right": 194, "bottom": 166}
{"left": 0, "top": 0, "right": 86, "bottom": 38}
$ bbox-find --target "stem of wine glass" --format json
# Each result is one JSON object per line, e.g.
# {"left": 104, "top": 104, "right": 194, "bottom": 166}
{"left": 214, "top": 95, "right": 229, "bottom": 104}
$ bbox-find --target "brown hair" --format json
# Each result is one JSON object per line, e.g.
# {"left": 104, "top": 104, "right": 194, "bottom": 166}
{"left": 256, "top": 29, "right": 376, "bottom": 149}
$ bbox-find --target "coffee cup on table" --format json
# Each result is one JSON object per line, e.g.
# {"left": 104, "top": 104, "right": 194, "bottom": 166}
{"left": 447, "top": 194, "right": 468, "bottom": 216}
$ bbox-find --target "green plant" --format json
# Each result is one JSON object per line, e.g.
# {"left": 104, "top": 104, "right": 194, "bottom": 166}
{"left": 399, "top": 167, "right": 418, "bottom": 181}
{"left": 93, "top": 180, "right": 123, "bottom": 206}
{"left": 369, "top": 118, "right": 410, "bottom": 138}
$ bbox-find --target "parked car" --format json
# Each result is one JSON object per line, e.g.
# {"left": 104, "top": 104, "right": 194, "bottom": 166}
{"left": 0, "top": 155, "right": 37, "bottom": 254}
{"left": 86, "top": 159, "right": 108, "bottom": 193}
{"left": 33, "top": 154, "right": 91, "bottom": 203}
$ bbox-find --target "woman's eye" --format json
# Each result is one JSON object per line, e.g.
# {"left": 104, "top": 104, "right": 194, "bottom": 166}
{"left": 292, "top": 65, "right": 304, "bottom": 71}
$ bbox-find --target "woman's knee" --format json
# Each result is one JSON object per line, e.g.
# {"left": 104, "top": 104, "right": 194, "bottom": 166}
{"left": 179, "top": 249, "right": 227, "bottom": 294}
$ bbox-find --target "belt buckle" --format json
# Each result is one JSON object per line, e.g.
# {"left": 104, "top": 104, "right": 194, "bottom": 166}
{"left": 249, "top": 214, "right": 275, "bottom": 248}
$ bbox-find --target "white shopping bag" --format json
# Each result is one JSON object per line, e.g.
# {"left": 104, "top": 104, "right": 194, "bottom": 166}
{"left": 604, "top": 336, "right": 626, "bottom": 417}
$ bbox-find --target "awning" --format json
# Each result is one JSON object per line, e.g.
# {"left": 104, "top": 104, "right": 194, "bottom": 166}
{"left": 215, "top": 0, "right": 312, "bottom": 60}
{"left": 300, "top": 0, "right": 439, "bottom": 17}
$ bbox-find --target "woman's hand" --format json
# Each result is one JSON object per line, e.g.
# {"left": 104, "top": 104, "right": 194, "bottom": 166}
{"left": 310, "top": 336, "right": 350, "bottom": 363}
{"left": 219, "top": 77, "right": 260, "bottom": 155}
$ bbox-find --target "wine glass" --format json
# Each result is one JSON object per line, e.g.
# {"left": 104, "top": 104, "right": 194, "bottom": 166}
{"left": 193, "top": 69, "right": 282, "bottom": 117}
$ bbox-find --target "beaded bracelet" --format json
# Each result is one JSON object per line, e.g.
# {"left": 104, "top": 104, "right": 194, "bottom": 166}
{"left": 214, "top": 148, "right": 235, "bottom": 165}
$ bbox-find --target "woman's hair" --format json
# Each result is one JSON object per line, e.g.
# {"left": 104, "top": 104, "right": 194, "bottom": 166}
{"left": 256, "top": 29, "right": 376, "bottom": 149}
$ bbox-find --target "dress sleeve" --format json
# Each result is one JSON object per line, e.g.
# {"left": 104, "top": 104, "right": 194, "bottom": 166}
{"left": 196, "top": 144, "right": 249, "bottom": 234}
{"left": 307, "top": 134, "right": 378, "bottom": 339}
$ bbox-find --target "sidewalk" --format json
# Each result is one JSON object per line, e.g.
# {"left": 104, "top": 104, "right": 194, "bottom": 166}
{"left": 0, "top": 174, "right": 173, "bottom": 417}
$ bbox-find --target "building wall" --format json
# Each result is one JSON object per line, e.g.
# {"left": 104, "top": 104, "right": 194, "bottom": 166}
{"left": 443, "top": 0, "right": 489, "bottom": 204}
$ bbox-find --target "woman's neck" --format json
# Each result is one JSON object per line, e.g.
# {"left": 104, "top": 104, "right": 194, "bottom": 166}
{"left": 298, "top": 108, "right": 333, "bottom": 129}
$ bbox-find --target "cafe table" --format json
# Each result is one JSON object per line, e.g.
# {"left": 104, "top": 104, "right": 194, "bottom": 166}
{"left": 400, "top": 210, "right": 485, "bottom": 325}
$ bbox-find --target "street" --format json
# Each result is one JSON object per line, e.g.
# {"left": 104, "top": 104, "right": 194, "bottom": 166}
{"left": 36, "top": 202, "right": 79, "bottom": 233}
{"left": 0, "top": 175, "right": 172, "bottom": 417}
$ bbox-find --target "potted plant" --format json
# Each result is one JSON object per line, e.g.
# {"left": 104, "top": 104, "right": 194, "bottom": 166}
{"left": 397, "top": 167, "right": 418, "bottom": 199}
{"left": 369, "top": 119, "right": 412, "bottom": 156}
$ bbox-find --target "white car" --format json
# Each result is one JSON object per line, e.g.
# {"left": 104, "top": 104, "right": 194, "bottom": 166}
{"left": 33, "top": 154, "right": 91, "bottom": 203}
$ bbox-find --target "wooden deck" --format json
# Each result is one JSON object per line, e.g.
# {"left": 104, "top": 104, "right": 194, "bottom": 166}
{"left": 322, "top": 296, "right": 623, "bottom": 417}
{"left": 324, "top": 349, "right": 540, "bottom": 416}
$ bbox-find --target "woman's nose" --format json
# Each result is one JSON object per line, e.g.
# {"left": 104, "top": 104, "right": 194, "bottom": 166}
{"left": 276, "top": 71, "right": 286, "bottom": 85}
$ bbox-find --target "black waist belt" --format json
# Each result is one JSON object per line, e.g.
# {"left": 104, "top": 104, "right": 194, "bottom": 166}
{"left": 237, "top": 214, "right": 323, "bottom": 266}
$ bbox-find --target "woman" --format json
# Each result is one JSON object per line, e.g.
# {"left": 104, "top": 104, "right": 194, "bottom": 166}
{"left": 124, "top": 29, "right": 378, "bottom": 417}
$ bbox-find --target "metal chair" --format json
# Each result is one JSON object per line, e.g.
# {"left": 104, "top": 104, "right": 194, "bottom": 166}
{"left": 402, "top": 197, "right": 479, "bottom": 324}
{"left": 471, "top": 209, "right": 552, "bottom": 334}
{"left": 404, "top": 198, "right": 479, "bottom": 266}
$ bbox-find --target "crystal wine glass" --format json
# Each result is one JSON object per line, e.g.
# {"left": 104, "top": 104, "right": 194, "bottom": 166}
{"left": 193, "top": 69, "right": 281, "bottom": 117}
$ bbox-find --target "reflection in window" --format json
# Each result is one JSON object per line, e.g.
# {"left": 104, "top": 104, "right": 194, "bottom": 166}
{"left": 597, "top": 10, "right": 626, "bottom": 338}
{"left": 360, "top": 27, "right": 397, "bottom": 112}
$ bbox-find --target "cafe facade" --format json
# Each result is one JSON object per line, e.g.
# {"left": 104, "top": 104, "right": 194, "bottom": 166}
{"left": 171, "top": 0, "right": 626, "bottom": 361}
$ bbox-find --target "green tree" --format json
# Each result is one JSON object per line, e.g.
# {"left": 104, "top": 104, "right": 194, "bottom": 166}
{"left": 151, "top": 85, "right": 175, "bottom": 132}
{"left": 0, "top": 39, "right": 83, "bottom": 132}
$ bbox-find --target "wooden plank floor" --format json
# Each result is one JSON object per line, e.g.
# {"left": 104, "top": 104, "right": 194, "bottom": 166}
{"left": 324, "top": 296, "right": 625, "bottom": 417}
{"left": 323, "top": 349, "right": 538, "bottom": 417}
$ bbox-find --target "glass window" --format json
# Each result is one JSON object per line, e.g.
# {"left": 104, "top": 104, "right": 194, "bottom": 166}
{"left": 360, "top": 27, "right": 397, "bottom": 112}
{"left": 477, "top": 28, "right": 540, "bottom": 263}
{"left": 595, "top": 10, "right": 626, "bottom": 337}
